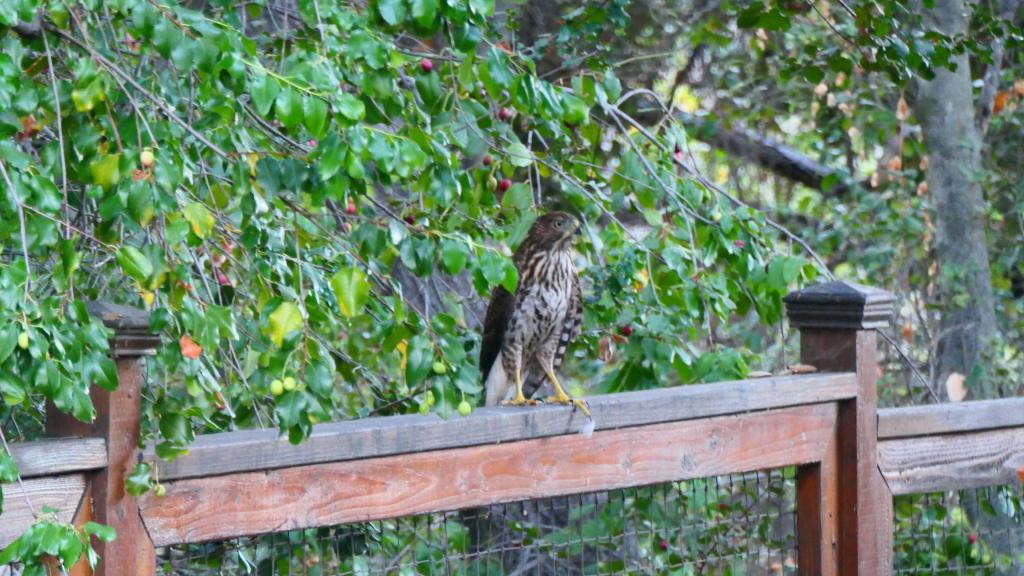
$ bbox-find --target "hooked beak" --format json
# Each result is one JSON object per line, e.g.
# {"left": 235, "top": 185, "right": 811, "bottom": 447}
{"left": 574, "top": 224, "right": 583, "bottom": 237}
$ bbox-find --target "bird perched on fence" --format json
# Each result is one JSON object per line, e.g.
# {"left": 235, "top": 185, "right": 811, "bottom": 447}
{"left": 480, "top": 211, "right": 589, "bottom": 417}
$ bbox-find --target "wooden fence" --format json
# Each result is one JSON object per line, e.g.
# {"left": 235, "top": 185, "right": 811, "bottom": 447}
{"left": 2, "top": 282, "right": 1023, "bottom": 575}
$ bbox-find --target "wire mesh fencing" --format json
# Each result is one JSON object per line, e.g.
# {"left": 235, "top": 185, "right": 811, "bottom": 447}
{"left": 157, "top": 467, "right": 798, "bottom": 575}
{"left": 893, "top": 483, "right": 1024, "bottom": 574}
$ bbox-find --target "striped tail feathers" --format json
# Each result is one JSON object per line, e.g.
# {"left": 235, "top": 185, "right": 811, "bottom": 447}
{"left": 484, "top": 351, "right": 510, "bottom": 407}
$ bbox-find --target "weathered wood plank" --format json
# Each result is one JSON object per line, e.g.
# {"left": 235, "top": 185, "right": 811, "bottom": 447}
{"left": 879, "top": 427, "right": 1024, "bottom": 495}
{"left": 149, "top": 372, "right": 855, "bottom": 481}
{"left": 8, "top": 437, "right": 107, "bottom": 478}
{"left": 0, "top": 475, "right": 87, "bottom": 548}
{"left": 878, "top": 397, "right": 1024, "bottom": 439}
{"left": 140, "top": 402, "right": 838, "bottom": 546}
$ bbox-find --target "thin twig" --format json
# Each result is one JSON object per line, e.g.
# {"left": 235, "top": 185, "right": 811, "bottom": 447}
{"left": 42, "top": 30, "right": 70, "bottom": 240}
{"left": 876, "top": 329, "right": 941, "bottom": 403}
{"left": 0, "top": 160, "right": 33, "bottom": 295}
{"left": 52, "top": 27, "right": 230, "bottom": 159}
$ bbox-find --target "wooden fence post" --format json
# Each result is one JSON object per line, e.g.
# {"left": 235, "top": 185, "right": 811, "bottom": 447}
{"left": 786, "top": 281, "right": 894, "bottom": 576}
{"left": 46, "top": 302, "right": 159, "bottom": 576}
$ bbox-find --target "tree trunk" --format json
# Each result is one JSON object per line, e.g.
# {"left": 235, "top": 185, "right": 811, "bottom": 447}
{"left": 912, "top": 0, "right": 998, "bottom": 398}
{"left": 912, "top": 0, "right": 1021, "bottom": 564}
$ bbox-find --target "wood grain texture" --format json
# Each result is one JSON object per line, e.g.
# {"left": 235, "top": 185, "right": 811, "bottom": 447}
{"left": 0, "top": 474, "right": 86, "bottom": 548}
{"left": 8, "top": 437, "right": 107, "bottom": 478}
{"left": 800, "top": 328, "right": 891, "bottom": 576}
{"left": 878, "top": 397, "right": 1024, "bottom": 439}
{"left": 149, "top": 372, "right": 856, "bottom": 481}
{"left": 92, "top": 357, "right": 156, "bottom": 576}
{"left": 139, "top": 403, "right": 838, "bottom": 546}
{"left": 797, "top": 423, "right": 838, "bottom": 575}
{"left": 879, "top": 427, "right": 1024, "bottom": 495}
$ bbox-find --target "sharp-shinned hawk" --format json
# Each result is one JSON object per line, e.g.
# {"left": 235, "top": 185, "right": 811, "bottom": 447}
{"left": 480, "top": 212, "right": 589, "bottom": 416}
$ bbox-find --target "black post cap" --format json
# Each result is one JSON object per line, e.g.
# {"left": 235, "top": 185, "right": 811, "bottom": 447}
{"left": 87, "top": 301, "right": 160, "bottom": 357}
{"left": 784, "top": 281, "right": 894, "bottom": 330}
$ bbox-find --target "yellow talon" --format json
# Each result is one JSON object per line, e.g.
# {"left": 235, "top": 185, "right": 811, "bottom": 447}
{"left": 544, "top": 371, "right": 591, "bottom": 418}
{"left": 502, "top": 371, "right": 529, "bottom": 406}
{"left": 502, "top": 391, "right": 529, "bottom": 406}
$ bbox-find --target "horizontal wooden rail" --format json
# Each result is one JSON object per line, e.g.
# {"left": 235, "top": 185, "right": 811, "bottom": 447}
{"left": 0, "top": 475, "right": 89, "bottom": 548}
{"left": 139, "top": 402, "right": 838, "bottom": 546}
{"left": 878, "top": 397, "right": 1024, "bottom": 439}
{"left": 8, "top": 437, "right": 107, "bottom": 478}
{"left": 878, "top": 399, "right": 1024, "bottom": 495}
{"left": 1, "top": 438, "right": 105, "bottom": 547}
{"left": 147, "top": 372, "right": 855, "bottom": 481}
{"left": 879, "top": 426, "right": 1024, "bottom": 495}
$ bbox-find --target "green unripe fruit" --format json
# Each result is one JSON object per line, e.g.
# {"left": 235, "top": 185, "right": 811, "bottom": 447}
{"left": 140, "top": 148, "right": 155, "bottom": 168}
{"left": 154, "top": 483, "right": 167, "bottom": 497}
{"left": 17, "top": 332, "right": 29, "bottom": 350}
{"left": 425, "top": 390, "right": 435, "bottom": 406}
{"left": 418, "top": 401, "right": 430, "bottom": 415}
{"left": 283, "top": 376, "right": 297, "bottom": 391}
{"left": 270, "top": 379, "right": 284, "bottom": 396}
{"left": 432, "top": 361, "right": 447, "bottom": 374}
{"left": 457, "top": 400, "right": 472, "bottom": 417}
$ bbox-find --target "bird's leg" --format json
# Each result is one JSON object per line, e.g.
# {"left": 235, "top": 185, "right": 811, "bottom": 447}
{"left": 544, "top": 369, "right": 591, "bottom": 418}
{"left": 502, "top": 367, "right": 529, "bottom": 406}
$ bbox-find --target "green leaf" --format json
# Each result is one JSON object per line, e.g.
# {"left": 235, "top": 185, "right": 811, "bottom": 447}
{"left": 561, "top": 94, "right": 589, "bottom": 125}
{"left": 304, "top": 95, "right": 329, "bottom": 139}
{"left": 275, "top": 88, "right": 304, "bottom": 129}
{"left": 440, "top": 239, "right": 468, "bottom": 275}
{"left": 0, "top": 373, "right": 26, "bottom": 406}
{"left": 483, "top": 48, "right": 514, "bottom": 96}
{"left": 250, "top": 74, "right": 280, "bottom": 116}
{"left": 405, "top": 334, "right": 433, "bottom": 387}
{"left": 377, "top": 0, "right": 406, "bottom": 25}
{"left": 0, "top": 452, "right": 17, "bottom": 483}
{"left": 273, "top": 390, "right": 307, "bottom": 428}
{"left": 89, "top": 154, "right": 121, "bottom": 190}
{"left": 396, "top": 140, "right": 427, "bottom": 177}
{"left": 116, "top": 246, "right": 154, "bottom": 282}
{"left": 182, "top": 202, "right": 215, "bottom": 239}
{"left": 125, "top": 462, "right": 152, "bottom": 496}
{"left": 0, "top": 326, "right": 17, "bottom": 365}
{"left": 317, "top": 134, "right": 347, "bottom": 180}
{"left": 502, "top": 182, "right": 532, "bottom": 210}
{"left": 267, "top": 301, "right": 304, "bottom": 346}
{"left": 330, "top": 267, "right": 370, "bottom": 318}
{"left": 346, "top": 150, "right": 366, "bottom": 179}
{"left": 159, "top": 413, "right": 193, "bottom": 444}
{"left": 411, "top": 0, "right": 438, "bottom": 29}
{"left": 336, "top": 93, "right": 366, "bottom": 121}
{"left": 506, "top": 142, "right": 533, "bottom": 167}
{"left": 83, "top": 522, "right": 116, "bottom": 542}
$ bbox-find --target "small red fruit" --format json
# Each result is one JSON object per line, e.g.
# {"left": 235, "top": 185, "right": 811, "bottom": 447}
{"left": 620, "top": 325, "right": 633, "bottom": 337}
{"left": 734, "top": 239, "right": 746, "bottom": 248}
{"left": 419, "top": 58, "right": 434, "bottom": 73}
{"left": 308, "top": 139, "right": 318, "bottom": 148}
{"left": 482, "top": 154, "right": 493, "bottom": 166}
{"left": 497, "top": 178, "right": 512, "bottom": 193}
{"left": 403, "top": 214, "right": 416, "bottom": 225}
{"left": 658, "top": 538, "right": 668, "bottom": 551}
{"left": 346, "top": 199, "right": 357, "bottom": 215}
{"left": 969, "top": 533, "right": 977, "bottom": 544}
{"left": 497, "top": 107, "right": 512, "bottom": 121}
{"left": 217, "top": 273, "right": 230, "bottom": 286}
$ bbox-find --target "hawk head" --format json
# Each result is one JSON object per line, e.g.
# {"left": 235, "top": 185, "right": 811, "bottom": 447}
{"left": 524, "top": 211, "right": 581, "bottom": 251}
